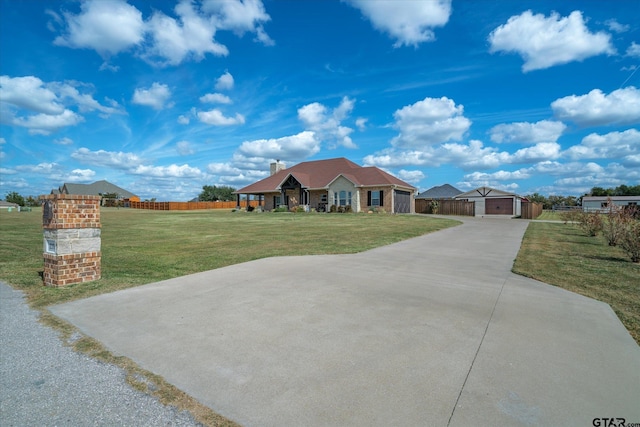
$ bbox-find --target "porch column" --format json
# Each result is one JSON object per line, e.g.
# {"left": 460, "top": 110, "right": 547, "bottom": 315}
{"left": 236, "top": 194, "right": 241, "bottom": 209}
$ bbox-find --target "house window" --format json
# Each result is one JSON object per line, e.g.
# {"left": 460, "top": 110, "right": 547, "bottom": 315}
{"left": 274, "top": 195, "right": 281, "bottom": 206}
{"left": 369, "top": 190, "right": 383, "bottom": 206}
{"left": 320, "top": 194, "right": 327, "bottom": 203}
{"left": 338, "top": 190, "right": 352, "bottom": 206}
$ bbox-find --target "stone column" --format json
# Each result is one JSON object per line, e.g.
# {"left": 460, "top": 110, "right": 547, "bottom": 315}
{"left": 41, "top": 194, "right": 101, "bottom": 287}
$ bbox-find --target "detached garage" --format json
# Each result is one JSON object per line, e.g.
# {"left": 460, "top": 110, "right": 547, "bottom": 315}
{"left": 455, "top": 187, "right": 523, "bottom": 217}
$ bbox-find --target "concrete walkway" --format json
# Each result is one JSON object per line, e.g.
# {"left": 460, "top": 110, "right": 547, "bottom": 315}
{"left": 50, "top": 217, "right": 640, "bottom": 426}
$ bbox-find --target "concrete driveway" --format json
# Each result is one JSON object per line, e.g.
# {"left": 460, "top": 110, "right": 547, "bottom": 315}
{"left": 50, "top": 217, "right": 640, "bottom": 426}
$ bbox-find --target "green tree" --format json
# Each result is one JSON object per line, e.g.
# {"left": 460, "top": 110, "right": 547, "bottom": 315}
{"left": 199, "top": 185, "right": 236, "bottom": 201}
{"left": 590, "top": 187, "right": 611, "bottom": 196}
{"left": 5, "top": 191, "right": 25, "bottom": 206}
{"left": 526, "top": 193, "right": 549, "bottom": 209}
{"left": 25, "top": 196, "right": 40, "bottom": 207}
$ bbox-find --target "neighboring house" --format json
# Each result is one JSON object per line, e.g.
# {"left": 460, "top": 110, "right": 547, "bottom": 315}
{"left": 416, "top": 184, "right": 462, "bottom": 200}
{"left": 455, "top": 186, "right": 523, "bottom": 216}
{"left": 0, "top": 201, "right": 19, "bottom": 209}
{"left": 52, "top": 180, "right": 140, "bottom": 204}
{"left": 235, "top": 157, "right": 416, "bottom": 213}
{"left": 582, "top": 196, "right": 640, "bottom": 212}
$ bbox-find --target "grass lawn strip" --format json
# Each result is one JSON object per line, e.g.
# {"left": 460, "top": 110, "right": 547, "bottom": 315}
{"left": 513, "top": 221, "right": 640, "bottom": 345}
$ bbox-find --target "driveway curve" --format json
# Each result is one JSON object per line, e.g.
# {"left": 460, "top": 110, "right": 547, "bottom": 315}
{"left": 50, "top": 217, "right": 640, "bottom": 426}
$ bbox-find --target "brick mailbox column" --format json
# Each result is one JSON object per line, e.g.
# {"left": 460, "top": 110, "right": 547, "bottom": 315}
{"left": 41, "top": 194, "right": 101, "bottom": 287}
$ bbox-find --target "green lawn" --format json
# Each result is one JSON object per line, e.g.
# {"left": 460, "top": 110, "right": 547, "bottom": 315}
{"left": 534, "top": 210, "right": 563, "bottom": 221}
{"left": 513, "top": 221, "right": 640, "bottom": 344}
{"left": 0, "top": 207, "right": 459, "bottom": 308}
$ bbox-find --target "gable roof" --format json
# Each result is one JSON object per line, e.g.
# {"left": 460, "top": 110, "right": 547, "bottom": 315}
{"left": 416, "top": 184, "right": 462, "bottom": 199}
{"left": 236, "top": 157, "right": 415, "bottom": 194}
{"left": 455, "top": 186, "right": 521, "bottom": 199}
{"left": 57, "top": 180, "right": 138, "bottom": 199}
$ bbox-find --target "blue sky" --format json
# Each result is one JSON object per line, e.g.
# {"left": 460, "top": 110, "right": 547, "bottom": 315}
{"left": 1, "top": 0, "right": 639, "bottom": 201}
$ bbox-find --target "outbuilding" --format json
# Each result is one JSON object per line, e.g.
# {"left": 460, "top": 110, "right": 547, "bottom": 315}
{"left": 455, "top": 186, "right": 523, "bottom": 217}
{"left": 581, "top": 196, "right": 640, "bottom": 212}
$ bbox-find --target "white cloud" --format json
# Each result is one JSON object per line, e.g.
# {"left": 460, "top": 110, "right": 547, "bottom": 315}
{"left": 366, "top": 137, "right": 561, "bottom": 173}
{"left": 51, "top": 1, "right": 273, "bottom": 67}
{"left": 510, "top": 142, "right": 562, "bottom": 163}
{"left": 215, "top": 71, "right": 234, "bottom": 91}
{"left": 145, "top": 1, "right": 228, "bottom": 66}
{"left": 66, "top": 169, "right": 96, "bottom": 182}
{"left": 132, "top": 83, "right": 172, "bottom": 110}
{"left": 564, "top": 129, "right": 640, "bottom": 164}
{"left": 177, "top": 115, "right": 190, "bottom": 125}
{"left": 551, "top": 86, "right": 640, "bottom": 126}
{"left": 488, "top": 10, "right": 614, "bottom": 72}
{"left": 605, "top": 19, "right": 629, "bottom": 33}
{"left": 71, "top": 147, "right": 143, "bottom": 170}
{"left": 627, "top": 42, "right": 640, "bottom": 58}
{"left": 203, "top": 0, "right": 273, "bottom": 45}
{"left": 15, "top": 162, "right": 62, "bottom": 174}
{"left": 391, "top": 96, "right": 471, "bottom": 148}
{"left": 355, "top": 117, "right": 368, "bottom": 131}
{"left": 490, "top": 120, "right": 566, "bottom": 144}
{"left": 298, "top": 97, "right": 357, "bottom": 149}
{"left": 464, "top": 169, "right": 532, "bottom": 182}
{"left": 133, "top": 163, "right": 204, "bottom": 178}
{"left": 397, "top": 169, "right": 424, "bottom": 184}
{"left": 176, "top": 140, "right": 195, "bottom": 155}
{"left": 12, "top": 110, "right": 84, "bottom": 135}
{"left": 0, "top": 137, "right": 5, "bottom": 144}
{"left": 0, "top": 76, "right": 125, "bottom": 123}
{"left": 53, "top": 0, "right": 144, "bottom": 56}
{"left": 199, "top": 93, "right": 232, "bottom": 104}
{"left": 346, "top": 0, "right": 451, "bottom": 47}
{"left": 363, "top": 149, "right": 436, "bottom": 168}
{"left": 197, "top": 109, "right": 245, "bottom": 125}
{"left": 236, "top": 131, "right": 320, "bottom": 161}
{"left": 54, "top": 137, "right": 73, "bottom": 145}
{"left": 0, "top": 75, "right": 63, "bottom": 114}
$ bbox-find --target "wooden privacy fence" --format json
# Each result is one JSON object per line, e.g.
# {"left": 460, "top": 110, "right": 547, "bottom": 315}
{"left": 129, "top": 201, "right": 260, "bottom": 210}
{"left": 415, "top": 199, "right": 475, "bottom": 216}
{"left": 521, "top": 201, "right": 543, "bottom": 219}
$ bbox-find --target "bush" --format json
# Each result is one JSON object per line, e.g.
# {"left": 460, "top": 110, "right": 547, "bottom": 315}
{"left": 247, "top": 205, "right": 255, "bottom": 212}
{"left": 430, "top": 200, "right": 439, "bottom": 214}
{"left": 273, "top": 206, "right": 288, "bottom": 212}
{"left": 329, "top": 205, "right": 337, "bottom": 213}
{"left": 344, "top": 205, "right": 352, "bottom": 213}
{"left": 619, "top": 219, "right": 640, "bottom": 263}
{"left": 559, "top": 210, "right": 581, "bottom": 224}
{"left": 602, "top": 201, "right": 625, "bottom": 246}
{"left": 295, "top": 205, "right": 306, "bottom": 213}
{"left": 577, "top": 211, "right": 603, "bottom": 237}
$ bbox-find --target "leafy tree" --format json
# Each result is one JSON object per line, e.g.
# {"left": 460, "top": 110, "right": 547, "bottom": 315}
{"left": 5, "top": 191, "right": 25, "bottom": 206}
{"left": 199, "top": 185, "right": 236, "bottom": 201}
{"left": 589, "top": 185, "right": 640, "bottom": 197}
{"left": 25, "top": 196, "right": 40, "bottom": 207}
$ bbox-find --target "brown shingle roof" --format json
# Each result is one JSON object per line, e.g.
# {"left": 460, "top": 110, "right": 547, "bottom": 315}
{"left": 236, "top": 158, "right": 415, "bottom": 193}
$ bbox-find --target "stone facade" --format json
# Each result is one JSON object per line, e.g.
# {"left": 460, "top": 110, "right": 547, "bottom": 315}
{"left": 41, "top": 194, "right": 101, "bottom": 287}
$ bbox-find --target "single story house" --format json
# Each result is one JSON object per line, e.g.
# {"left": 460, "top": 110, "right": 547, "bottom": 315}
{"left": 455, "top": 186, "right": 523, "bottom": 217}
{"left": 582, "top": 196, "right": 640, "bottom": 212}
{"left": 416, "top": 184, "right": 462, "bottom": 200}
{"left": 0, "top": 201, "right": 19, "bottom": 209}
{"left": 52, "top": 180, "right": 140, "bottom": 204}
{"left": 235, "top": 157, "right": 416, "bottom": 213}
